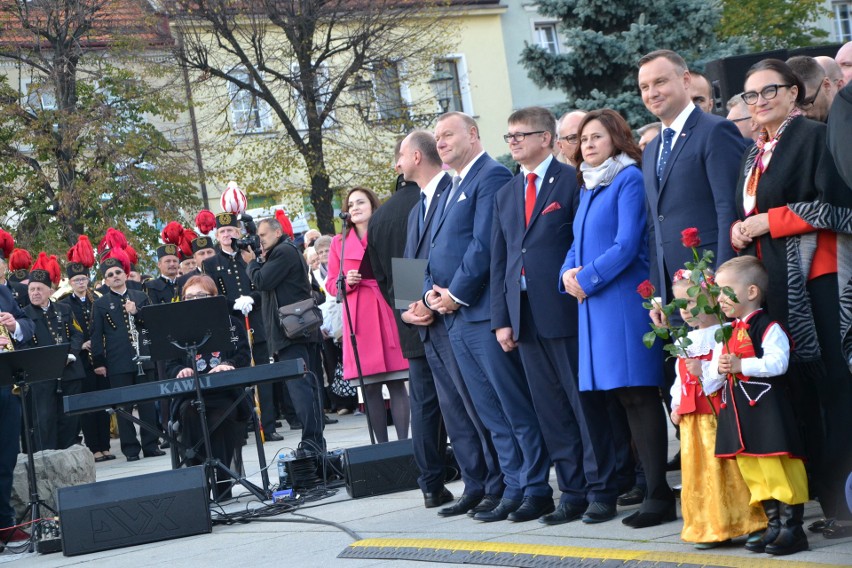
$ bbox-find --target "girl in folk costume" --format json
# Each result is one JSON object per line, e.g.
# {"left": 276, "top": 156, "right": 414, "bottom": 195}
{"left": 706, "top": 256, "right": 809, "bottom": 556}
{"left": 668, "top": 270, "right": 766, "bottom": 549}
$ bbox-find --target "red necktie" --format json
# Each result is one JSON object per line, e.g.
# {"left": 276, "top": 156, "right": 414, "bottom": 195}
{"left": 525, "top": 172, "right": 537, "bottom": 227}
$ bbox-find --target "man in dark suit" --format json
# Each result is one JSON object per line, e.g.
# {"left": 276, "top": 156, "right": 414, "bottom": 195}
{"left": 396, "top": 129, "right": 503, "bottom": 515}
{"left": 491, "top": 106, "right": 619, "bottom": 525}
{"left": 367, "top": 144, "right": 453, "bottom": 509}
{"left": 425, "top": 112, "right": 551, "bottom": 522}
{"left": 0, "top": 280, "right": 34, "bottom": 544}
{"left": 638, "top": 50, "right": 746, "bottom": 307}
{"left": 91, "top": 254, "right": 164, "bottom": 461}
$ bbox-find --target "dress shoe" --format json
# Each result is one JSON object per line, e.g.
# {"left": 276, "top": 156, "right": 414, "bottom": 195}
{"left": 467, "top": 495, "right": 502, "bottom": 517}
{"left": 143, "top": 448, "right": 166, "bottom": 457}
{"left": 103, "top": 453, "right": 117, "bottom": 461}
{"left": 474, "top": 498, "right": 522, "bottom": 522}
{"left": 94, "top": 454, "right": 109, "bottom": 463}
{"left": 582, "top": 502, "right": 616, "bottom": 524}
{"left": 288, "top": 422, "right": 303, "bottom": 430}
{"left": 438, "top": 493, "right": 483, "bottom": 517}
{"left": 666, "top": 451, "right": 681, "bottom": 471}
{"left": 275, "top": 421, "right": 283, "bottom": 428}
{"left": 323, "top": 415, "right": 338, "bottom": 425}
{"left": 622, "top": 503, "right": 677, "bottom": 528}
{"left": 424, "top": 487, "right": 454, "bottom": 509}
{"left": 507, "top": 496, "right": 555, "bottom": 522}
{"left": 808, "top": 518, "right": 831, "bottom": 533}
{"left": 126, "top": 455, "right": 140, "bottom": 462}
{"left": 539, "top": 502, "right": 586, "bottom": 525}
{"left": 823, "top": 523, "right": 852, "bottom": 539}
{"left": 616, "top": 486, "right": 645, "bottom": 507}
{"left": 266, "top": 432, "right": 284, "bottom": 442}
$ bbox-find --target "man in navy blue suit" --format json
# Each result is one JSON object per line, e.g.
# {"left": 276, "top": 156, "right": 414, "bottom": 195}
{"left": 424, "top": 112, "right": 552, "bottom": 522}
{"left": 638, "top": 50, "right": 746, "bottom": 308}
{"left": 397, "top": 129, "right": 504, "bottom": 518}
{"left": 0, "top": 284, "right": 35, "bottom": 544}
{"left": 491, "top": 106, "right": 619, "bottom": 525}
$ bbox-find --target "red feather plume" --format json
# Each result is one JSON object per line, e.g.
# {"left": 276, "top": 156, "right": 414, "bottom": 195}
{"left": 124, "top": 245, "right": 138, "bottom": 267}
{"left": 97, "top": 228, "right": 128, "bottom": 255}
{"left": 9, "top": 248, "right": 32, "bottom": 271}
{"left": 161, "top": 221, "right": 184, "bottom": 245}
{"left": 275, "top": 210, "right": 294, "bottom": 240}
{"left": 47, "top": 254, "right": 61, "bottom": 284}
{"left": 67, "top": 235, "right": 95, "bottom": 269}
{"left": 0, "top": 229, "right": 14, "bottom": 260}
{"left": 195, "top": 210, "right": 216, "bottom": 234}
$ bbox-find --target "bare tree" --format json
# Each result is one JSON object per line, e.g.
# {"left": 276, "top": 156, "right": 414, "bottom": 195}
{"left": 167, "top": 0, "right": 456, "bottom": 232}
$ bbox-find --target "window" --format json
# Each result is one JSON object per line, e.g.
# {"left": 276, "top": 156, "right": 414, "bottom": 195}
{"left": 534, "top": 23, "right": 560, "bottom": 55}
{"left": 23, "top": 78, "right": 57, "bottom": 112}
{"left": 836, "top": 2, "right": 852, "bottom": 42}
{"left": 372, "top": 61, "right": 407, "bottom": 121}
{"left": 293, "top": 63, "right": 335, "bottom": 131}
{"left": 227, "top": 68, "right": 273, "bottom": 134}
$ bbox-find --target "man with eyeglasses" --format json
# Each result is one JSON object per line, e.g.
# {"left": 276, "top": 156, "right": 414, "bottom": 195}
{"left": 787, "top": 55, "right": 832, "bottom": 122}
{"left": 90, "top": 251, "right": 163, "bottom": 461}
{"left": 555, "top": 111, "right": 586, "bottom": 167}
{"left": 725, "top": 94, "right": 760, "bottom": 141}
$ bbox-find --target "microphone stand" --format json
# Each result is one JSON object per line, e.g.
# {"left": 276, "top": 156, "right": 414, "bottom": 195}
{"left": 336, "top": 217, "right": 376, "bottom": 445}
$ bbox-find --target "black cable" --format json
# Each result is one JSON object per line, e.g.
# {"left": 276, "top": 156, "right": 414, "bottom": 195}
{"left": 251, "top": 513, "right": 362, "bottom": 541}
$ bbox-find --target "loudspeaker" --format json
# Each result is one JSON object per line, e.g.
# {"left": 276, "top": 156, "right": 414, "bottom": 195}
{"left": 343, "top": 438, "right": 420, "bottom": 499}
{"left": 57, "top": 466, "right": 211, "bottom": 556}
{"left": 705, "top": 44, "right": 842, "bottom": 115}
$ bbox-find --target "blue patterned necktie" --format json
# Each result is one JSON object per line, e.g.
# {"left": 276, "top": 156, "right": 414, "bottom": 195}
{"left": 657, "top": 128, "right": 675, "bottom": 183}
{"left": 418, "top": 191, "right": 427, "bottom": 236}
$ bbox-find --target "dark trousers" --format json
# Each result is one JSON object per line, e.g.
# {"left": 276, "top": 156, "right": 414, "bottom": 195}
{"left": 607, "top": 392, "right": 644, "bottom": 493}
{"left": 808, "top": 275, "right": 852, "bottom": 520}
{"left": 424, "top": 321, "right": 502, "bottom": 497}
{"left": 110, "top": 371, "right": 160, "bottom": 458}
{"left": 251, "top": 341, "right": 279, "bottom": 434}
{"left": 0, "top": 386, "right": 21, "bottom": 528}
{"left": 613, "top": 386, "right": 673, "bottom": 514}
{"left": 448, "top": 318, "right": 550, "bottom": 501}
{"left": 275, "top": 343, "right": 325, "bottom": 453}
{"left": 27, "top": 377, "right": 82, "bottom": 452}
{"left": 80, "top": 364, "right": 111, "bottom": 453}
{"left": 407, "top": 355, "right": 447, "bottom": 494}
{"left": 517, "top": 294, "right": 617, "bottom": 506}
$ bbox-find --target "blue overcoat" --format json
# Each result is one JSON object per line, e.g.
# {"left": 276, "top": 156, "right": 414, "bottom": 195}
{"left": 559, "top": 165, "right": 663, "bottom": 391}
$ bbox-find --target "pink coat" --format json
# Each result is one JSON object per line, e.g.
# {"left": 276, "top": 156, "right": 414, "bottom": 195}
{"left": 325, "top": 230, "right": 409, "bottom": 380}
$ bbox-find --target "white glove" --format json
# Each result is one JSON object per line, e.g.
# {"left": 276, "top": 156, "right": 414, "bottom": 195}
{"left": 67, "top": 354, "right": 77, "bottom": 364}
{"left": 234, "top": 295, "right": 254, "bottom": 316}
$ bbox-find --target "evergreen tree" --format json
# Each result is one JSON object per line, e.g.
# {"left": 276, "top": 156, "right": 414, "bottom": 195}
{"left": 522, "top": 0, "right": 737, "bottom": 126}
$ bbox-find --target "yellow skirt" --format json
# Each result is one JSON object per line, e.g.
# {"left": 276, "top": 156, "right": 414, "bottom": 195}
{"left": 736, "top": 454, "right": 809, "bottom": 506}
{"left": 680, "top": 414, "right": 767, "bottom": 543}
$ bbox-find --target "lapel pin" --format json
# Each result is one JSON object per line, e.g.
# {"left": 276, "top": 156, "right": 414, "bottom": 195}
{"left": 549, "top": 177, "right": 554, "bottom": 183}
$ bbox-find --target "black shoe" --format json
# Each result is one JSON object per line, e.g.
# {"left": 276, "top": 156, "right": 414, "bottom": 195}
{"left": 823, "top": 523, "right": 852, "bottom": 539}
{"left": 582, "top": 502, "right": 617, "bottom": 524}
{"left": 266, "top": 432, "right": 284, "bottom": 442}
{"left": 288, "top": 422, "right": 303, "bottom": 430}
{"left": 438, "top": 494, "right": 483, "bottom": 517}
{"left": 765, "top": 503, "right": 808, "bottom": 556}
{"left": 424, "top": 487, "right": 454, "bottom": 509}
{"left": 143, "top": 448, "right": 166, "bottom": 457}
{"left": 467, "top": 495, "right": 502, "bottom": 517}
{"left": 666, "top": 451, "right": 681, "bottom": 471}
{"left": 507, "top": 496, "right": 555, "bottom": 522}
{"left": 323, "top": 415, "right": 338, "bottom": 425}
{"left": 159, "top": 440, "right": 170, "bottom": 449}
{"left": 745, "top": 500, "right": 781, "bottom": 553}
{"left": 474, "top": 498, "right": 522, "bottom": 522}
{"left": 539, "top": 502, "right": 586, "bottom": 525}
{"left": 275, "top": 421, "right": 283, "bottom": 428}
{"left": 622, "top": 503, "right": 677, "bottom": 528}
{"left": 617, "top": 486, "right": 645, "bottom": 507}
{"left": 126, "top": 455, "right": 140, "bottom": 462}
{"left": 808, "top": 518, "right": 831, "bottom": 533}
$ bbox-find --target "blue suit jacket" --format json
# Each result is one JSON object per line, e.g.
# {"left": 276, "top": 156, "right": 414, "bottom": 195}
{"left": 404, "top": 173, "right": 451, "bottom": 341}
{"left": 0, "top": 284, "right": 34, "bottom": 346}
{"left": 642, "top": 107, "right": 747, "bottom": 302}
{"left": 425, "top": 153, "right": 513, "bottom": 324}
{"left": 491, "top": 158, "right": 580, "bottom": 340}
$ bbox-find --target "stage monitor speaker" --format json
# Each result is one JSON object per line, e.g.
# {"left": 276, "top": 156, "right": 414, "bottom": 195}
{"left": 343, "top": 438, "right": 420, "bottom": 499}
{"left": 57, "top": 466, "right": 211, "bottom": 556}
{"left": 704, "top": 44, "right": 842, "bottom": 115}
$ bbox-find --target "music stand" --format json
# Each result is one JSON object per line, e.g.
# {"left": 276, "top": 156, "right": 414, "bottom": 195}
{"left": 0, "top": 343, "right": 70, "bottom": 552}
{"left": 140, "top": 296, "right": 267, "bottom": 502}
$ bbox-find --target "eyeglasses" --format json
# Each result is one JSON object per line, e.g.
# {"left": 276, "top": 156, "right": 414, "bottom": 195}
{"left": 741, "top": 84, "right": 792, "bottom": 105}
{"left": 503, "top": 131, "right": 546, "bottom": 143}
{"left": 184, "top": 293, "right": 212, "bottom": 300}
{"left": 104, "top": 270, "right": 124, "bottom": 278}
{"left": 70, "top": 277, "right": 89, "bottom": 285}
{"left": 730, "top": 116, "right": 750, "bottom": 123}
{"left": 798, "top": 88, "right": 820, "bottom": 110}
{"left": 558, "top": 134, "right": 579, "bottom": 145}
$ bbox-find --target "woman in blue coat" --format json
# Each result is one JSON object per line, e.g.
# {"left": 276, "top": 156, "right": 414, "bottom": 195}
{"left": 560, "top": 109, "right": 673, "bottom": 528}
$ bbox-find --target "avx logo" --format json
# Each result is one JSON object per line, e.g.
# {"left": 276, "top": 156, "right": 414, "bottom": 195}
{"left": 89, "top": 498, "right": 179, "bottom": 542}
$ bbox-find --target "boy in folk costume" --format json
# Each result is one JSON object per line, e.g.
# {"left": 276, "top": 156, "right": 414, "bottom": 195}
{"left": 706, "top": 256, "right": 809, "bottom": 556}
{"left": 668, "top": 269, "right": 766, "bottom": 549}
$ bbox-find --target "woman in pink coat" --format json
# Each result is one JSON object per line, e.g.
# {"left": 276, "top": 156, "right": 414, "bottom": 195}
{"left": 326, "top": 187, "right": 410, "bottom": 443}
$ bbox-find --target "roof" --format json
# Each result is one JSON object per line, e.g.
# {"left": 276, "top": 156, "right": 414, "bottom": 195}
{"left": 0, "top": 0, "right": 173, "bottom": 50}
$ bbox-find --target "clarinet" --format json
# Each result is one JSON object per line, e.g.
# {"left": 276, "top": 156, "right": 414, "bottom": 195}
{"left": 127, "top": 310, "right": 149, "bottom": 377}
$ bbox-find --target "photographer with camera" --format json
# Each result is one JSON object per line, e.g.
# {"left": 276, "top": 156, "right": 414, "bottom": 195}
{"left": 245, "top": 218, "right": 326, "bottom": 454}
{"left": 202, "top": 212, "right": 284, "bottom": 441}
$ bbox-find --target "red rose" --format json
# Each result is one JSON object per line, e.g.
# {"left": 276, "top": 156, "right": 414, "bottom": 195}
{"left": 636, "top": 279, "right": 655, "bottom": 299}
{"left": 681, "top": 228, "right": 701, "bottom": 248}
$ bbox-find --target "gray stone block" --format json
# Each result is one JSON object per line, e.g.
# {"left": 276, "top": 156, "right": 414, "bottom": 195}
{"left": 10, "top": 445, "right": 95, "bottom": 519}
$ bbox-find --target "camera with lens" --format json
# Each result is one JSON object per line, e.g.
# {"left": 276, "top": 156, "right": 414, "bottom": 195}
{"left": 234, "top": 213, "right": 262, "bottom": 255}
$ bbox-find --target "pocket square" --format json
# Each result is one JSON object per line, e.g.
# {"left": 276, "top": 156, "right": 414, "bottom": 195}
{"left": 457, "top": 192, "right": 467, "bottom": 202}
{"left": 541, "top": 202, "right": 562, "bottom": 215}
